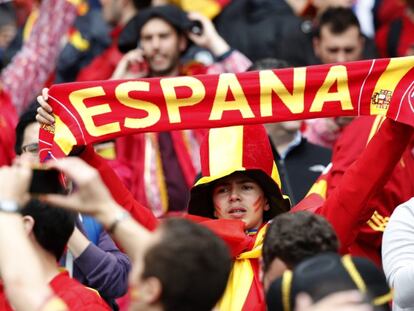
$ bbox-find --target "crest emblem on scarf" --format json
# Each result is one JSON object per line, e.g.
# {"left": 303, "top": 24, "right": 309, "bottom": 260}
{"left": 371, "top": 89, "right": 392, "bottom": 110}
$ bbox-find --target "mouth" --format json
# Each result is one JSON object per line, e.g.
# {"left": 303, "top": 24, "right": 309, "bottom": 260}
{"left": 228, "top": 207, "right": 247, "bottom": 218}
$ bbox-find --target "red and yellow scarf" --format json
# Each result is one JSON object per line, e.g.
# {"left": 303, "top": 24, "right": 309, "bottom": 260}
{"left": 39, "top": 56, "right": 414, "bottom": 160}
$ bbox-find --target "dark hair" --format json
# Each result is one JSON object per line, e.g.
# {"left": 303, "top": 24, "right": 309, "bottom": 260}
{"left": 248, "top": 58, "right": 291, "bottom": 71}
{"left": 266, "top": 253, "right": 392, "bottom": 311}
{"left": 132, "top": 0, "right": 152, "bottom": 10}
{"left": 262, "top": 211, "right": 338, "bottom": 272}
{"left": 142, "top": 218, "right": 231, "bottom": 311}
{"left": 20, "top": 199, "right": 76, "bottom": 260}
{"left": 14, "top": 106, "right": 37, "bottom": 155}
{"left": 315, "top": 7, "right": 361, "bottom": 38}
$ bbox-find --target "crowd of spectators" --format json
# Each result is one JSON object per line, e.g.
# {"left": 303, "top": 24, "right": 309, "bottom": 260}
{"left": 1, "top": 0, "right": 414, "bottom": 310}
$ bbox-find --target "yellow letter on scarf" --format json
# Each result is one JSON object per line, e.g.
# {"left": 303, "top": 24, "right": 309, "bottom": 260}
{"left": 260, "top": 68, "right": 306, "bottom": 116}
{"left": 209, "top": 73, "right": 254, "bottom": 120}
{"left": 310, "top": 65, "right": 353, "bottom": 112}
{"left": 69, "top": 87, "right": 120, "bottom": 137}
{"left": 161, "top": 76, "right": 206, "bottom": 123}
{"left": 116, "top": 81, "right": 161, "bottom": 129}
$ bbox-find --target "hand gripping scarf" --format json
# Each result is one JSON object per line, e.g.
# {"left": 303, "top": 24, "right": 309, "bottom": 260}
{"left": 39, "top": 56, "right": 414, "bottom": 161}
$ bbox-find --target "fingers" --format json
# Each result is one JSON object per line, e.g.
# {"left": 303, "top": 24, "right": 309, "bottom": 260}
{"left": 0, "top": 165, "right": 32, "bottom": 203}
{"left": 40, "top": 193, "right": 81, "bottom": 212}
{"left": 36, "top": 88, "right": 55, "bottom": 125}
{"left": 45, "top": 158, "right": 98, "bottom": 187}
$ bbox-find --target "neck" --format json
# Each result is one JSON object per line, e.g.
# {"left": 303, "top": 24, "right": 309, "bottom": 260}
{"left": 150, "top": 66, "right": 180, "bottom": 78}
{"left": 34, "top": 243, "right": 61, "bottom": 283}
{"left": 269, "top": 130, "right": 298, "bottom": 155}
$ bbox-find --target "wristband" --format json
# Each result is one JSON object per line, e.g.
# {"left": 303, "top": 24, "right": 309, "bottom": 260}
{"left": 0, "top": 200, "right": 19, "bottom": 213}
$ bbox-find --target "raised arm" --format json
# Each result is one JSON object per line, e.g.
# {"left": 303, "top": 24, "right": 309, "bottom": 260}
{"left": 294, "top": 119, "right": 414, "bottom": 254}
{"left": 1, "top": 0, "right": 77, "bottom": 114}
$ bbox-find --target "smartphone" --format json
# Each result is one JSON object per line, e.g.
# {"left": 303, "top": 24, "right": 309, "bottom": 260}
{"left": 189, "top": 20, "right": 203, "bottom": 36}
{"left": 29, "top": 168, "right": 66, "bottom": 194}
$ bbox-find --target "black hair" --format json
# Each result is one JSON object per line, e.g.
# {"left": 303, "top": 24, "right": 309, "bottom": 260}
{"left": 20, "top": 199, "right": 76, "bottom": 260}
{"left": 142, "top": 218, "right": 231, "bottom": 311}
{"left": 315, "top": 7, "right": 361, "bottom": 38}
{"left": 14, "top": 106, "right": 37, "bottom": 155}
{"left": 262, "top": 211, "right": 338, "bottom": 272}
{"left": 132, "top": 0, "right": 152, "bottom": 10}
{"left": 248, "top": 58, "right": 291, "bottom": 71}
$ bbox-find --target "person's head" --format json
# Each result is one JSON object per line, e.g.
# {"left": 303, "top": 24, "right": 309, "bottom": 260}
{"left": 15, "top": 108, "right": 39, "bottom": 162}
{"left": 20, "top": 199, "right": 76, "bottom": 261}
{"left": 188, "top": 125, "right": 291, "bottom": 230}
{"left": 99, "top": 0, "right": 151, "bottom": 26}
{"left": 312, "top": 0, "right": 356, "bottom": 14}
{"left": 135, "top": 5, "right": 192, "bottom": 77}
{"left": 313, "top": 7, "right": 364, "bottom": 64}
{"left": 130, "top": 218, "right": 231, "bottom": 311}
{"left": 248, "top": 58, "right": 302, "bottom": 143}
{"left": 262, "top": 212, "right": 338, "bottom": 291}
{"left": 266, "top": 253, "right": 392, "bottom": 311}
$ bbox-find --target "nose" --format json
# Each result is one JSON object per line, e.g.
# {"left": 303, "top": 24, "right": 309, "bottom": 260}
{"left": 335, "top": 51, "right": 347, "bottom": 63}
{"left": 229, "top": 187, "right": 241, "bottom": 201}
{"left": 150, "top": 36, "right": 160, "bottom": 50}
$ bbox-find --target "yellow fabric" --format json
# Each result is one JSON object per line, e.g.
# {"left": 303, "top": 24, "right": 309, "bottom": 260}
{"left": 372, "top": 290, "right": 393, "bottom": 306}
{"left": 168, "top": 0, "right": 222, "bottom": 18}
{"left": 216, "top": 225, "right": 267, "bottom": 311}
{"left": 282, "top": 271, "right": 293, "bottom": 311}
{"left": 69, "top": 30, "right": 90, "bottom": 52}
{"left": 366, "top": 211, "right": 389, "bottom": 232}
{"left": 23, "top": 10, "right": 39, "bottom": 41}
{"left": 209, "top": 126, "right": 244, "bottom": 178}
{"left": 370, "top": 57, "right": 414, "bottom": 115}
{"left": 54, "top": 116, "right": 77, "bottom": 155}
{"left": 341, "top": 255, "right": 367, "bottom": 293}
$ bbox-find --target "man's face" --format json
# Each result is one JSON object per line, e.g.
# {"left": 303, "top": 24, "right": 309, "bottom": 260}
{"left": 262, "top": 258, "right": 288, "bottom": 292}
{"left": 99, "top": 0, "right": 123, "bottom": 26}
{"left": 313, "top": 25, "right": 364, "bottom": 64}
{"left": 212, "top": 173, "right": 269, "bottom": 230}
{"left": 20, "top": 122, "right": 40, "bottom": 163}
{"left": 140, "top": 17, "right": 187, "bottom": 77}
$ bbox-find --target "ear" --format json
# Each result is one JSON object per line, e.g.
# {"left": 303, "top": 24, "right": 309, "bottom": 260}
{"left": 178, "top": 34, "right": 187, "bottom": 53}
{"left": 264, "top": 198, "right": 270, "bottom": 212}
{"left": 140, "top": 277, "right": 162, "bottom": 304}
{"left": 22, "top": 215, "right": 35, "bottom": 234}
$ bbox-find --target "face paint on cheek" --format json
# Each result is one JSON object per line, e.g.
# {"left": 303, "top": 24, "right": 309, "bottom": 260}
{"left": 213, "top": 203, "right": 225, "bottom": 219}
{"left": 253, "top": 195, "right": 265, "bottom": 213}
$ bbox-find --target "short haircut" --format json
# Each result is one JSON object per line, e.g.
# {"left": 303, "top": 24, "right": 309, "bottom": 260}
{"left": 262, "top": 211, "right": 338, "bottom": 271}
{"left": 315, "top": 7, "right": 361, "bottom": 38}
{"left": 248, "top": 58, "right": 291, "bottom": 71}
{"left": 20, "top": 199, "right": 76, "bottom": 260}
{"left": 142, "top": 218, "right": 231, "bottom": 311}
{"left": 14, "top": 106, "right": 37, "bottom": 155}
{"left": 131, "top": 0, "right": 152, "bottom": 10}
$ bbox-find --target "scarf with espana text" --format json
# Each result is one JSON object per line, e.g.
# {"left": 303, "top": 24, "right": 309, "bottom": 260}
{"left": 39, "top": 56, "right": 414, "bottom": 160}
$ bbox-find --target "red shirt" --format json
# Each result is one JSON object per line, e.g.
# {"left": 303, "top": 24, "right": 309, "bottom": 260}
{"left": 0, "top": 271, "right": 110, "bottom": 311}
{"left": 0, "top": 89, "right": 17, "bottom": 167}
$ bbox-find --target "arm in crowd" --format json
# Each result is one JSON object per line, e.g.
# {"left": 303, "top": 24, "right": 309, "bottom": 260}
{"left": 72, "top": 228, "right": 131, "bottom": 298}
{"left": 79, "top": 146, "right": 159, "bottom": 230}
{"left": 0, "top": 165, "right": 67, "bottom": 311}
{"left": 309, "top": 119, "right": 414, "bottom": 253}
{"left": 186, "top": 12, "right": 252, "bottom": 74}
{"left": 36, "top": 89, "right": 159, "bottom": 231}
{"left": 43, "top": 157, "right": 155, "bottom": 272}
{"left": 382, "top": 199, "right": 414, "bottom": 308}
{"left": 0, "top": 0, "right": 77, "bottom": 114}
